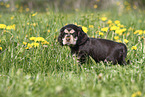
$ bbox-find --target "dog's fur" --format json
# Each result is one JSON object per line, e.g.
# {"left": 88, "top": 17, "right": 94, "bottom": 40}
{"left": 58, "top": 24, "right": 128, "bottom": 65}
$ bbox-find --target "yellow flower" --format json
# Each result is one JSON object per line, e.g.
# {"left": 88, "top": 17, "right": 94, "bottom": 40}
{"left": 131, "top": 91, "right": 141, "bottom": 97}
{"left": 32, "top": 12, "right": 37, "bottom": 16}
{"left": 0, "top": 24, "right": 6, "bottom": 29}
{"left": 128, "top": 27, "right": 133, "bottom": 31}
{"left": 6, "top": 24, "right": 15, "bottom": 30}
{"left": 124, "top": 39, "right": 129, "bottom": 43}
{"left": 41, "top": 41, "right": 49, "bottom": 45}
{"left": 29, "top": 37, "right": 36, "bottom": 41}
{"left": 75, "top": 8, "right": 79, "bottom": 12}
{"left": 101, "top": 27, "right": 108, "bottom": 32}
{"left": 27, "top": 43, "right": 32, "bottom": 48}
{"left": 94, "top": 5, "right": 98, "bottom": 9}
{"left": 0, "top": 39, "right": 1, "bottom": 43}
{"left": 31, "top": 42, "right": 39, "bottom": 47}
{"left": 89, "top": 25, "right": 94, "bottom": 28}
{"left": 115, "top": 29, "right": 123, "bottom": 35}
{"left": 34, "top": 37, "right": 45, "bottom": 42}
{"left": 101, "top": 17, "right": 107, "bottom": 21}
{"left": 10, "top": 16, "right": 14, "bottom": 20}
{"left": 131, "top": 46, "right": 137, "bottom": 50}
{"left": 143, "top": 30, "right": 145, "bottom": 34}
{"left": 6, "top": 4, "right": 10, "bottom": 8}
{"left": 99, "top": 32, "right": 104, "bottom": 36}
{"left": 25, "top": 47, "right": 29, "bottom": 50}
{"left": 33, "top": 23, "right": 36, "bottom": 27}
{"left": 82, "top": 26, "right": 88, "bottom": 33}
{"left": 26, "top": 8, "right": 29, "bottom": 12}
{"left": 116, "top": 40, "right": 122, "bottom": 43}
{"left": 0, "top": 2, "right": 4, "bottom": 5}
{"left": 47, "top": 30, "right": 50, "bottom": 33}
{"left": 114, "top": 36, "right": 119, "bottom": 40}
{"left": 134, "top": 30, "right": 143, "bottom": 35}
{"left": 114, "top": 20, "right": 120, "bottom": 24}
{"left": 23, "top": 42, "right": 27, "bottom": 45}
{"left": 118, "top": 24, "right": 125, "bottom": 28}
{"left": 107, "top": 20, "right": 112, "bottom": 24}
{"left": 110, "top": 25, "right": 120, "bottom": 31}
{"left": 0, "top": 47, "right": 2, "bottom": 51}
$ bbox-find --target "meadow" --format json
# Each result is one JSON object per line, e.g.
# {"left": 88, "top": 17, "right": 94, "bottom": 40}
{"left": 0, "top": 8, "right": 145, "bottom": 97}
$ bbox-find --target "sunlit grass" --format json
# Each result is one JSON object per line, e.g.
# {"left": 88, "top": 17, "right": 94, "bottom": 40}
{"left": 0, "top": 10, "right": 145, "bottom": 97}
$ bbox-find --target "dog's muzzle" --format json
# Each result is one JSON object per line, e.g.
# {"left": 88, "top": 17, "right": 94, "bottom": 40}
{"left": 62, "top": 34, "right": 78, "bottom": 46}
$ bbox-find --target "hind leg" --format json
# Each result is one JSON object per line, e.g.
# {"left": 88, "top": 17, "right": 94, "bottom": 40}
{"left": 105, "top": 56, "right": 117, "bottom": 65}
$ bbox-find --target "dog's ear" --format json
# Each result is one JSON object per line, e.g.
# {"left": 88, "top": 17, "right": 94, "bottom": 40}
{"left": 77, "top": 27, "right": 89, "bottom": 45}
{"left": 58, "top": 27, "right": 64, "bottom": 46}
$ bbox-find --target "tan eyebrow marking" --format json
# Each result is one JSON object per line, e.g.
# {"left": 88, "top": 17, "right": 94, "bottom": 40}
{"left": 64, "top": 29, "right": 69, "bottom": 33}
{"left": 70, "top": 29, "right": 75, "bottom": 33}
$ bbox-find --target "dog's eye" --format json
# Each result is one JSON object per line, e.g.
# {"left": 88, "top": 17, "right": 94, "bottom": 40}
{"left": 70, "top": 32, "right": 75, "bottom": 35}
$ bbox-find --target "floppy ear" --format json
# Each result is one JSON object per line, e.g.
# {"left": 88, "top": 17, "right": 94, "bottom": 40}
{"left": 77, "top": 27, "right": 89, "bottom": 45}
{"left": 58, "top": 27, "right": 64, "bottom": 46}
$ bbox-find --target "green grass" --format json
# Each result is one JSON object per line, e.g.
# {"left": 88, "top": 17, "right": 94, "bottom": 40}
{"left": 0, "top": 10, "right": 145, "bottom": 97}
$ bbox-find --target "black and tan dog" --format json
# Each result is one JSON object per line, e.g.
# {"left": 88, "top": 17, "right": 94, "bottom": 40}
{"left": 58, "top": 24, "right": 128, "bottom": 65}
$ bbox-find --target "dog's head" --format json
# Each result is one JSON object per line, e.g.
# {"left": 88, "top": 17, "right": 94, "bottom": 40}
{"left": 58, "top": 24, "right": 89, "bottom": 47}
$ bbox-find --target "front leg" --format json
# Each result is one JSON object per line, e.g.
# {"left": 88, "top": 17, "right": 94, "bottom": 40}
{"left": 77, "top": 51, "right": 88, "bottom": 64}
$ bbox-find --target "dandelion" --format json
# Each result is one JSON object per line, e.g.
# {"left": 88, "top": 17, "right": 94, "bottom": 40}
{"left": 10, "top": 16, "right": 14, "bottom": 20}
{"left": 75, "top": 8, "right": 79, "bottom": 12}
{"left": 114, "top": 36, "right": 119, "bottom": 40}
{"left": 0, "top": 47, "right": 2, "bottom": 51}
{"left": 41, "top": 41, "right": 49, "bottom": 45}
{"left": 143, "top": 30, "right": 145, "bottom": 34}
{"left": 26, "top": 8, "right": 30, "bottom": 12}
{"left": 32, "top": 23, "right": 36, "bottom": 27}
{"left": 116, "top": 1, "right": 121, "bottom": 6}
{"left": 128, "top": 27, "right": 133, "bottom": 31}
{"left": 124, "top": 39, "right": 129, "bottom": 43}
{"left": 34, "top": 37, "right": 45, "bottom": 42}
{"left": 110, "top": 25, "right": 120, "bottom": 31}
{"left": 99, "top": 32, "right": 104, "bottom": 36}
{"left": 134, "top": 30, "right": 143, "bottom": 35}
{"left": 47, "top": 30, "right": 50, "bottom": 33}
{"left": 101, "top": 27, "right": 108, "bottom": 32}
{"left": 6, "top": 4, "right": 10, "bottom": 8}
{"left": 89, "top": 25, "right": 94, "bottom": 28}
{"left": 107, "top": 20, "right": 112, "bottom": 24}
{"left": 6, "top": 24, "right": 15, "bottom": 30}
{"left": 131, "top": 91, "right": 141, "bottom": 97}
{"left": 114, "top": 20, "right": 120, "bottom": 24}
{"left": 25, "top": 47, "right": 29, "bottom": 50}
{"left": 133, "top": 5, "right": 137, "bottom": 9}
{"left": 32, "top": 12, "right": 37, "bottom": 16}
{"left": 27, "top": 23, "right": 29, "bottom": 25}
{"left": 116, "top": 40, "right": 122, "bottom": 43}
{"left": 29, "top": 37, "right": 36, "bottom": 41}
{"left": 27, "top": 43, "right": 32, "bottom": 48}
{"left": 131, "top": 46, "right": 137, "bottom": 50}
{"left": 23, "top": 42, "right": 27, "bottom": 45}
{"left": 82, "top": 26, "right": 88, "bottom": 33}
{"left": 31, "top": 42, "right": 39, "bottom": 47}
{"left": 115, "top": 29, "right": 123, "bottom": 35}
{"left": 0, "top": 24, "right": 6, "bottom": 29}
{"left": 93, "top": 5, "right": 98, "bottom": 9}
{"left": 101, "top": 17, "right": 107, "bottom": 21}
{"left": 0, "top": 39, "right": 1, "bottom": 43}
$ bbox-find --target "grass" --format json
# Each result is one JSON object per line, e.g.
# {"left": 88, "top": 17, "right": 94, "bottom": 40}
{"left": 0, "top": 9, "right": 145, "bottom": 97}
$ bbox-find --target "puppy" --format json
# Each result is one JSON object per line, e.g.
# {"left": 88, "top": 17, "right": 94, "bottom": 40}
{"left": 58, "top": 24, "right": 128, "bottom": 65}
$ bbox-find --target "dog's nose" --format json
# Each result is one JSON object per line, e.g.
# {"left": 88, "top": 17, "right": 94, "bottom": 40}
{"left": 66, "top": 37, "right": 70, "bottom": 41}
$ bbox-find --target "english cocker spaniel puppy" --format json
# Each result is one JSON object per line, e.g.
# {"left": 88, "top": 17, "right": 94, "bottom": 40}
{"left": 58, "top": 24, "right": 128, "bottom": 65}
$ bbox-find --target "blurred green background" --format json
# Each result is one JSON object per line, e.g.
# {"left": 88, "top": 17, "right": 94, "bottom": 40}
{"left": 0, "top": 0, "right": 145, "bottom": 12}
